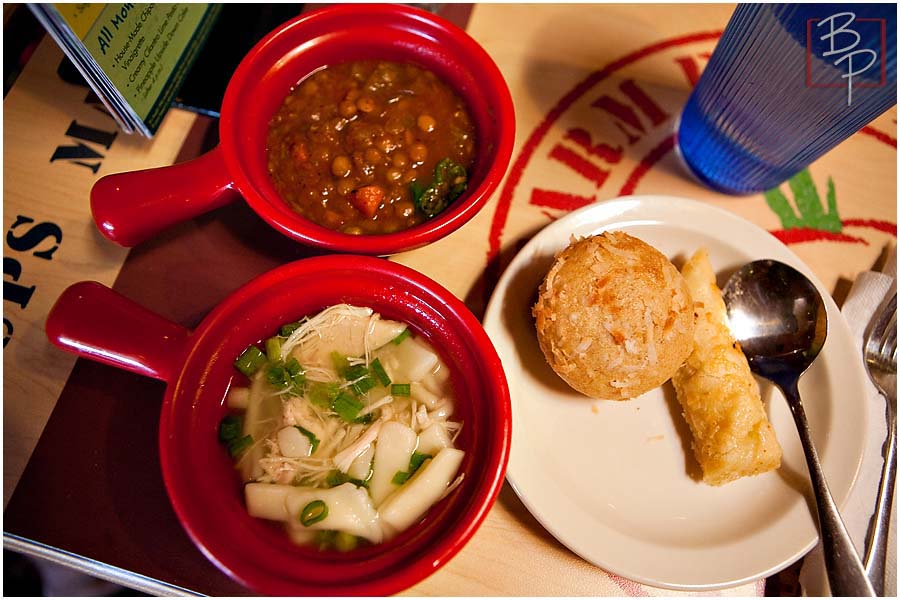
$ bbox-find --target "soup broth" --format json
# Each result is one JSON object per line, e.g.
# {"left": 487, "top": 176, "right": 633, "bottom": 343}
{"left": 220, "top": 304, "right": 465, "bottom": 550}
{"left": 266, "top": 60, "right": 476, "bottom": 235}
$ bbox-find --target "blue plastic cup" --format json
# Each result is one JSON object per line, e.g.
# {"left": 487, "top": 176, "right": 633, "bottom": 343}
{"left": 677, "top": 3, "right": 897, "bottom": 194}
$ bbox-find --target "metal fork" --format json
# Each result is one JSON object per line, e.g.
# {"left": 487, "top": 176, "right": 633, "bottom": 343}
{"left": 862, "top": 291, "right": 897, "bottom": 597}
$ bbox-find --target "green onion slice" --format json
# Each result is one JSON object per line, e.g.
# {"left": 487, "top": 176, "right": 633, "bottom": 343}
{"left": 285, "top": 357, "right": 303, "bottom": 376}
{"left": 392, "top": 470, "right": 411, "bottom": 485}
{"left": 217, "top": 415, "right": 241, "bottom": 443}
{"left": 332, "top": 392, "right": 363, "bottom": 422}
{"left": 265, "top": 337, "right": 282, "bottom": 362}
{"left": 409, "top": 451, "right": 431, "bottom": 475}
{"left": 391, "top": 383, "right": 411, "bottom": 397}
{"left": 351, "top": 375, "right": 376, "bottom": 395}
{"left": 234, "top": 345, "right": 266, "bottom": 377}
{"left": 227, "top": 434, "right": 253, "bottom": 457}
{"left": 370, "top": 358, "right": 391, "bottom": 386}
{"left": 295, "top": 426, "right": 319, "bottom": 454}
{"left": 279, "top": 321, "right": 303, "bottom": 337}
{"left": 292, "top": 372, "right": 306, "bottom": 388}
{"left": 264, "top": 358, "right": 305, "bottom": 392}
{"left": 286, "top": 358, "right": 306, "bottom": 390}
{"left": 354, "top": 412, "right": 374, "bottom": 425}
{"left": 309, "top": 382, "right": 340, "bottom": 409}
{"left": 390, "top": 329, "right": 411, "bottom": 345}
{"left": 344, "top": 364, "right": 369, "bottom": 381}
{"left": 266, "top": 364, "right": 287, "bottom": 387}
{"left": 325, "top": 470, "right": 348, "bottom": 487}
{"left": 325, "top": 470, "right": 369, "bottom": 488}
{"left": 299, "top": 500, "right": 328, "bottom": 527}
{"left": 334, "top": 531, "right": 358, "bottom": 552}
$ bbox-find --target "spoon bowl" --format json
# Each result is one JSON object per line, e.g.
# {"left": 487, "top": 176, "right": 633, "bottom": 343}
{"left": 723, "top": 259, "right": 828, "bottom": 383}
{"left": 723, "top": 260, "right": 874, "bottom": 597}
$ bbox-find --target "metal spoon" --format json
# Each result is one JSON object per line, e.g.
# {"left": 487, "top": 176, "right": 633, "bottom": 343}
{"left": 722, "top": 259, "right": 875, "bottom": 597}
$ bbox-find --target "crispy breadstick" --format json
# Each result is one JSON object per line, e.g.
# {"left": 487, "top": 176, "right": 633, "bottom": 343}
{"left": 672, "top": 249, "right": 782, "bottom": 485}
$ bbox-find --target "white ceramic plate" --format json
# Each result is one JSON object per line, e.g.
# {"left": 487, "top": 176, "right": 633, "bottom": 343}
{"left": 483, "top": 196, "right": 868, "bottom": 591}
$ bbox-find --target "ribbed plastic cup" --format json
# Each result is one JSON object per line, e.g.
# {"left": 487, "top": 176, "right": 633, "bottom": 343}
{"left": 677, "top": 3, "right": 897, "bottom": 194}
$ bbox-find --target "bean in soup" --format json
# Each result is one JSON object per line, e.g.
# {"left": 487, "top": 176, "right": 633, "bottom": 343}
{"left": 266, "top": 60, "right": 476, "bottom": 235}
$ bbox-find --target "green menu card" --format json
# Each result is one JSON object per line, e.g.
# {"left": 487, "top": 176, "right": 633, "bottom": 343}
{"left": 31, "top": 3, "right": 221, "bottom": 136}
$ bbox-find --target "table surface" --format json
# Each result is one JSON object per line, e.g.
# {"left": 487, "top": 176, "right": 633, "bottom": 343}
{"left": 4, "top": 3, "right": 896, "bottom": 596}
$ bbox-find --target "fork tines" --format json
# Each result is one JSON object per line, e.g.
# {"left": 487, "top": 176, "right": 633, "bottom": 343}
{"left": 866, "top": 292, "right": 898, "bottom": 372}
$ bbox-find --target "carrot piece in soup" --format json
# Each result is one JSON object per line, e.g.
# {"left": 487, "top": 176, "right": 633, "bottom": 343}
{"left": 292, "top": 142, "right": 309, "bottom": 164}
{"left": 350, "top": 185, "right": 385, "bottom": 218}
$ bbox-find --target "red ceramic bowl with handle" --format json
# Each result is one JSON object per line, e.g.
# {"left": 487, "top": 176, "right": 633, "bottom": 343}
{"left": 45, "top": 255, "right": 511, "bottom": 595}
{"left": 91, "top": 3, "right": 515, "bottom": 255}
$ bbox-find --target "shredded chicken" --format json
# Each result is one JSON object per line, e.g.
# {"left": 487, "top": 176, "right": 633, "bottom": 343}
{"left": 236, "top": 306, "right": 464, "bottom": 497}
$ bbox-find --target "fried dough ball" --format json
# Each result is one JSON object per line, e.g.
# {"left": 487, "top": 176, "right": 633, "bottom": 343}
{"left": 533, "top": 231, "right": 694, "bottom": 400}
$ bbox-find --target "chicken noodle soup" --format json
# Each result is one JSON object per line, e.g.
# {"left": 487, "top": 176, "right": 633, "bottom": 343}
{"left": 220, "top": 304, "right": 465, "bottom": 550}
{"left": 266, "top": 60, "right": 476, "bottom": 235}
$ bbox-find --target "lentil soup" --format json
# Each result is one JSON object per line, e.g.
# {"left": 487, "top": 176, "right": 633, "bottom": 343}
{"left": 266, "top": 60, "right": 476, "bottom": 235}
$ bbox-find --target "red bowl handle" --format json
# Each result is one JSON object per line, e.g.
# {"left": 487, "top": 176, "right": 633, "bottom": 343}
{"left": 90, "top": 146, "right": 240, "bottom": 247}
{"left": 45, "top": 281, "right": 190, "bottom": 382}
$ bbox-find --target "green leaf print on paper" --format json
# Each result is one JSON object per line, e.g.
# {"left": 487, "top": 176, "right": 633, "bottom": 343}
{"left": 764, "top": 169, "right": 842, "bottom": 233}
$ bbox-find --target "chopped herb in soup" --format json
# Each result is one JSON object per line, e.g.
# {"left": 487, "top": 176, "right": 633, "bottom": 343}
{"left": 220, "top": 304, "right": 465, "bottom": 550}
{"left": 266, "top": 60, "right": 476, "bottom": 235}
